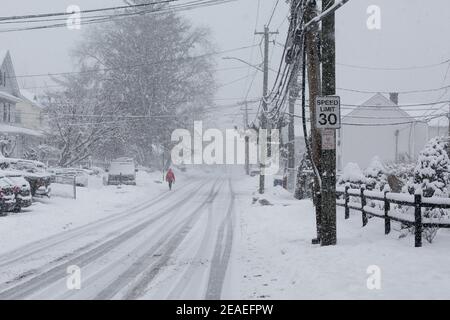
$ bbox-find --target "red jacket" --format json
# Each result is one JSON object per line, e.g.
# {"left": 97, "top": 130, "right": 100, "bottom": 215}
{"left": 166, "top": 170, "right": 175, "bottom": 182}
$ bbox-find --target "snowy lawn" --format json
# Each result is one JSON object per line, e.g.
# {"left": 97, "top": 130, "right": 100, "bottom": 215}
{"left": 232, "top": 175, "right": 450, "bottom": 300}
{"left": 0, "top": 170, "right": 175, "bottom": 255}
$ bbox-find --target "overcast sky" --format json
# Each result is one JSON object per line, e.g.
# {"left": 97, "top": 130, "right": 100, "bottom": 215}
{"left": 2, "top": 0, "right": 450, "bottom": 131}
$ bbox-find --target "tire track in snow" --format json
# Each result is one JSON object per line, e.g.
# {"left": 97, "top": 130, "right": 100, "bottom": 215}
{"left": 0, "top": 181, "right": 206, "bottom": 300}
{"left": 205, "top": 178, "right": 235, "bottom": 300}
{"left": 0, "top": 179, "right": 200, "bottom": 271}
{"left": 165, "top": 180, "right": 220, "bottom": 299}
{"left": 118, "top": 180, "right": 224, "bottom": 300}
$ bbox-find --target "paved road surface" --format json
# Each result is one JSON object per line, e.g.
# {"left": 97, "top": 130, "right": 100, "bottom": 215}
{"left": 0, "top": 175, "right": 236, "bottom": 300}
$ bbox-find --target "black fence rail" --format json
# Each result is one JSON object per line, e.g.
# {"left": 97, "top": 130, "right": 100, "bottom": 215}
{"left": 336, "top": 186, "right": 450, "bottom": 247}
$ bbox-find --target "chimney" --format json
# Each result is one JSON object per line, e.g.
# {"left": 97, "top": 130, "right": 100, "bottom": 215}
{"left": 389, "top": 92, "right": 399, "bottom": 105}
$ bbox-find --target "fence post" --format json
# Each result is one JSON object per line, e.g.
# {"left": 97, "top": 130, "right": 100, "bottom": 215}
{"left": 344, "top": 185, "right": 350, "bottom": 219}
{"left": 361, "top": 186, "right": 368, "bottom": 227}
{"left": 384, "top": 190, "right": 391, "bottom": 235}
{"left": 73, "top": 175, "right": 77, "bottom": 200}
{"left": 414, "top": 193, "right": 422, "bottom": 248}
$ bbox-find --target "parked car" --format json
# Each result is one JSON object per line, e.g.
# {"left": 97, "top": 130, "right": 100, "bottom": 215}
{"left": 2, "top": 172, "right": 32, "bottom": 211}
{"left": 0, "top": 176, "right": 17, "bottom": 213}
{"left": 0, "top": 158, "right": 52, "bottom": 197}
{"left": 107, "top": 158, "right": 137, "bottom": 185}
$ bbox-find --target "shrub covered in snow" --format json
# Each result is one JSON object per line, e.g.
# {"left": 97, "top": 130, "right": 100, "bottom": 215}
{"left": 338, "top": 162, "right": 367, "bottom": 189}
{"left": 408, "top": 137, "right": 450, "bottom": 197}
{"left": 364, "top": 156, "right": 388, "bottom": 191}
{"left": 402, "top": 137, "right": 450, "bottom": 243}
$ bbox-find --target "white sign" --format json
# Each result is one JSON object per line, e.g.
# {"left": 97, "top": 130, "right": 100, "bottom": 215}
{"left": 322, "top": 129, "right": 336, "bottom": 150}
{"left": 316, "top": 96, "right": 341, "bottom": 129}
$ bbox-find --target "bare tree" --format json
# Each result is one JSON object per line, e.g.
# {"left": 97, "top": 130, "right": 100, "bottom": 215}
{"left": 44, "top": 70, "right": 122, "bottom": 167}
{"left": 72, "top": 1, "right": 216, "bottom": 165}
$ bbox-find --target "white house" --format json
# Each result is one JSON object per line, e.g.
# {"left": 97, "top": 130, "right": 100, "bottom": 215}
{"left": 337, "top": 93, "right": 429, "bottom": 171}
{"left": 0, "top": 50, "right": 46, "bottom": 157}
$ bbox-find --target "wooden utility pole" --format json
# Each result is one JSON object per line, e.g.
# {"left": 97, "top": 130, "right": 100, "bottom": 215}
{"left": 287, "top": 0, "right": 300, "bottom": 191}
{"left": 304, "top": 1, "right": 323, "bottom": 244}
{"left": 256, "top": 26, "right": 278, "bottom": 194}
{"left": 320, "top": 0, "right": 337, "bottom": 246}
{"left": 447, "top": 103, "right": 450, "bottom": 158}
{"left": 244, "top": 102, "right": 250, "bottom": 175}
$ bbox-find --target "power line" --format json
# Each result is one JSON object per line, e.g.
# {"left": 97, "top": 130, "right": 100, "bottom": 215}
{"left": 267, "top": 0, "right": 281, "bottom": 27}
{"left": 0, "top": 0, "right": 236, "bottom": 33}
{"left": 8, "top": 44, "right": 259, "bottom": 80}
{"left": 336, "top": 58, "right": 450, "bottom": 71}
{"left": 0, "top": 0, "right": 179, "bottom": 21}
{"left": 337, "top": 84, "right": 450, "bottom": 95}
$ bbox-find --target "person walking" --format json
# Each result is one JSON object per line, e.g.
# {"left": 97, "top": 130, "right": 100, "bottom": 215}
{"left": 165, "top": 168, "right": 176, "bottom": 190}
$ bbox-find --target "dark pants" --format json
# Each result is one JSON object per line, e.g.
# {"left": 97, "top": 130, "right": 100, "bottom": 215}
{"left": 168, "top": 181, "right": 173, "bottom": 190}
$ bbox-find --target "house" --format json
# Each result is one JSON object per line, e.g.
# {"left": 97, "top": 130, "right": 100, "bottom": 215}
{"left": 0, "top": 50, "right": 46, "bottom": 158}
{"left": 337, "top": 93, "right": 429, "bottom": 171}
{"left": 428, "top": 116, "right": 448, "bottom": 139}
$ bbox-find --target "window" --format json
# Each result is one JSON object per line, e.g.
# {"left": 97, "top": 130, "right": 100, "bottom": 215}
{"left": 3, "top": 103, "right": 8, "bottom": 122}
{"left": 15, "top": 110, "right": 21, "bottom": 124}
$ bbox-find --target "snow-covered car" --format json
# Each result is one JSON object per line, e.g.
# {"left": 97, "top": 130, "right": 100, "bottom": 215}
{"left": 86, "top": 166, "right": 105, "bottom": 176}
{"left": 0, "top": 158, "right": 52, "bottom": 197}
{"left": 107, "top": 158, "right": 137, "bottom": 185}
{"left": 2, "top": 172, "right": 32, "bottom": 211}
{"left": 0, "top": 176, "right": 17, "bottom": 213}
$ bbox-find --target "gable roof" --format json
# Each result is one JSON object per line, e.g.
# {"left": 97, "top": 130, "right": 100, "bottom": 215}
{"left": 343, "top": 93, "right": 419, "bottom": 124}
{"left": 20, "top": 89, "right": 45, "bottom": 109}
{"left": 0, "top": 50, "right": 21, "bottom": 98}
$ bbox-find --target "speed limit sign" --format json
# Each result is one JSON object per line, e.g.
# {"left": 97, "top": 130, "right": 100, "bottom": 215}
{"left": 316, "top": 96, "right": 341, "bottom": 129}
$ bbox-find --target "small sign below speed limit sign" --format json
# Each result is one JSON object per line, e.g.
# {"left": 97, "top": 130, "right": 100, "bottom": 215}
{"left": 316, "top": 96, "right": 341, "bottom": 129}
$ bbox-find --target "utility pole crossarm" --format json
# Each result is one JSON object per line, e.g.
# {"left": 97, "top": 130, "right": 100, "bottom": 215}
{"left": 302, "top": 0, "right": 350, "bottom": 31}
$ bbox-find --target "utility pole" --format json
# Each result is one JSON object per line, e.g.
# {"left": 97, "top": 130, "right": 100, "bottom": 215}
{"left": 287, "top": 0, "right": 300, "bottom": 191}
{"left": 447, "top": 103, "right": 450, "bottom": 158}
{"left": 244, "top": 102, "right": 250, "bottom": 175}
{"left": 304, "top": 1, "right": 323, "bottom": 244}
{"left": 255, "top": 26, "right": 278, "bottom": 194}
{"left": 320, "top": 0, "right": 337, "bottom": 246}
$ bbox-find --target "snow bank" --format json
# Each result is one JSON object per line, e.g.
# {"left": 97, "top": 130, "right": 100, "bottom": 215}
{"left": 0, "top": 170, "right": 178, "bottom": 255}
{"left": 230, "top": 174, "right": 450, "bottom": 299}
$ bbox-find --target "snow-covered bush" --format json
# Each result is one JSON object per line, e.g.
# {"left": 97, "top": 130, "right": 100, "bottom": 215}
{"left": 408, "top": 137, "right": 450, "bottom": 197}
{"left": 337, "top": 163, "right": 368, "bottom": 209}
{"left": 338, "top": 162, "right": 367, "bottom": 189}
{"left": 384, "top": 161, "right": 415, "bottom": 187}
{"left": 364, "top": 156, "right": 388, "bottom": 191}
{"left": 403, "top": 137, "right": 450, "bottom": 243}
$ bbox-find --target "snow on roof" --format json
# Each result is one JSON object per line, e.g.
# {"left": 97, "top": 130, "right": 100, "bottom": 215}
{"left": 0, "top": 123, "right": 43, "bottom": 137}
{"left": 0, "top": 90, "right": 21, "bottom": 103}
{"left": 342, "top": 93, "right": 445, "bottom": 126}
{"left": 20, "top": 89, "right": 45, "bottom": 109}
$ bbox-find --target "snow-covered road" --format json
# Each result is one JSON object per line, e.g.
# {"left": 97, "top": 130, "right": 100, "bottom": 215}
{"left": 0, "top": 174, "right": 237, "bottom": 300}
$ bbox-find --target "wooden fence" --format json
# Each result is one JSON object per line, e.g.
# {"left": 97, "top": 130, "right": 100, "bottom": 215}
{"left": 336, "top": 186, "right": 450, "bottom": 247}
